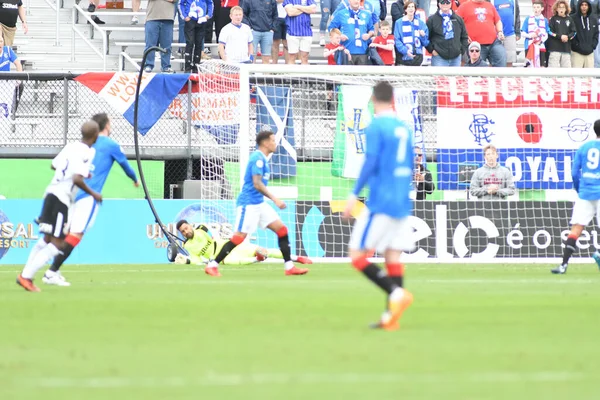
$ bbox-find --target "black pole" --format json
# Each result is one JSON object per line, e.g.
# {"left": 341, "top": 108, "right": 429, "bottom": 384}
{"left": 133, "top": 46, "right": 186, "bottom": 260}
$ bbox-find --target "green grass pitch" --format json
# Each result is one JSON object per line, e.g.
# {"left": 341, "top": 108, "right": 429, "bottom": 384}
{"left": 1, "top": 263, "right": 600, "bottom": 400}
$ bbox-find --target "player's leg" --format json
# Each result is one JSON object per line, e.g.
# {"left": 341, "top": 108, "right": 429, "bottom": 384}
{"left": 262, "top": 203, "right": 308, "bottom": 275}
{"left": 258, "top": 246, "right": 312, "bottom": 264}
{"left": 552, "top": 199, "right": 595, "bottom": 274}
{"left": 18, "top": 195, "right": 68, "bottom": 292}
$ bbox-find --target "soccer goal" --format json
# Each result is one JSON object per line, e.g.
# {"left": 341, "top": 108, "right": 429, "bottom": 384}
{"left": 193, "top": 62, "right": 600, "bottom": 264}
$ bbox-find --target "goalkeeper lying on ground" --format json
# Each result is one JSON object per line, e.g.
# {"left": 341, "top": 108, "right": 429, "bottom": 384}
{"left": 174, "top": 220, "right": 312, "bottom": 270}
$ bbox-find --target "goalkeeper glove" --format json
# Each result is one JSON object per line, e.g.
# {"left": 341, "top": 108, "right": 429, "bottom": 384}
{"left": 175, "top": 254, "right": 191, "bottom": 264}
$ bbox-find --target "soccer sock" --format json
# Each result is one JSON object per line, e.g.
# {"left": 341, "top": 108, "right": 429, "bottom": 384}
{"left": 49, "top": 235, "right": 80, "bottom": 272}
{"left": 25, "top": 238, "right": 47, "bottom": 266}
{"left": 386, "top": 263, "right": 405, "bottom": 288}
{"left": 352, "top": 257, "right": 397, "bottom": 294}
{"left": 213, "top": 234, "right": 244, "bottom": 264}
{"left": 562, "top": 235, "right": 578, "bottom": 266}
{"left": 21, "top": 243, "right": 61, "bottom": 280}
{"left": 276, "top": 226, "right": 292, "bottom": 263}
{"left": 267, "top": 249, "right": 283, "bottom": 259}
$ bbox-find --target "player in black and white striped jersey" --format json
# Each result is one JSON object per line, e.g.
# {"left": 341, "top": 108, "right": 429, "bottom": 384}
{"left": 16, "top": 121, "right": 103, "bottom": 292}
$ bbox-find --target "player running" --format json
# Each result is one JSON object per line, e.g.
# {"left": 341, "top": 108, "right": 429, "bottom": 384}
{"left": 42, "top": 113, "right": 139, "bottom": 286}
{"left": 203, "top": 130, "right": 309, "bottom": 277}
{"left": 552, "top": 119, "right": 600, "bottom": 275}
{"left": 173, "top": 220, "right": 313, "bottom": 266}
{"left": 17, "top": 121, "right": 102, "bottom": 292}
{"left": 343, "top": 81, "right": 415, "bottom": 331}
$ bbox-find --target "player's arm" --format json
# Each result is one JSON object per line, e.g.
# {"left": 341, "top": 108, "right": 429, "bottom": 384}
{"left": 423, "top": 169, "right": 435, "bottom": 195}
{"left": 252, "top": 174, "right": 285, "bottom": 209}
{"left": 73, "top": 175, "right": 103, "bottom": 204}
{"left": 112, "top": 143, "right": 139, "bottom": 185}
{"left": 572, "top": 149, "right": 582, "bottom": 192}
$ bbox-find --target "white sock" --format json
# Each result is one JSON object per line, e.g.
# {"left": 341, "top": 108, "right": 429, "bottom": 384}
{"left": 21, "top": 243, "right": 61, "bottom": 279}
{"left": 290, "top": 255, "right": 298, "bottom": 262}
{"left": 389, "top": 288, "right": 405, "bottom": 302}
{"left": 207, "top": 260, "right": 219, "bottom": 269}
{"left": 284, "top": 260, "right": 294, "bottom": 271}
{"left": 25, "top": 238, "right": 47, "bottom": 267}
{"left": 44, "top": 269, "right": 57, "bottom": 278}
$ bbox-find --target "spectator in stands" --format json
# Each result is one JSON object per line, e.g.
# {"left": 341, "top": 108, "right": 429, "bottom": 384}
{"left": 521, "top": 0, "right": 550, "bottom": 68}
{"left": 414, "top": 146, "right": 435, "bottom": 200}
{"left": 370, "top": 19, "right": 394, "bottom": 65}
{"left": 284, "top": 0, "right": 317, "bottom": 64}
{"left": 324, "top": 28, "right": 351, "bottom": 64}
{"left": 571, "top": 0, "right": 599, "bottom": 68}
{"left": 457, "top": 0, "right": 506, "bottom": 67}
{"left": 568, "top": 0, "right": 600, "bottom": 65}
{"left": 547, "top": 0, "right": 576, "bottom": 68}
{"left": 203, "top": 0, "right": 220, "bottom": 56}
{"left": 469, "top": 144, "right": 515, "bottom": 200}
{"left": 243, "top": 0, "right": 278, "bottom": 64}
{"left": 465, "top": 40, "right": 489, "bottom": 66}
{"left": 416, "top": 0, "right": 430, "bottom": 19}
{"left": 143, "top": 0, "right": 176, "bottom": 73}
{"left": 218, "top": 6, "right": 254, "bottom": 63}
{"left": 335, "top": 0, "right": 379, "bottom": 34}
{"left": 272, "top": 0, "right": 288, "bottom": 63}
{"left": 180, "top": 0, "right": 213, "bottom": 72}
{"left": 0, "top": 32, "right": 22, "bottom": 71}
{"left": 132, "top": 0, "right": 141, "bottom": 24}
{"left": 175, "top": 1, "right": 186, "bottom": 56}
{"left": 319, "top": 0, "right": 342, "bottom": 46}
{"left": 490, "top": 0, "right": 520, "bottom": 67}
{"left": 86, "top": 1, "right": 105, "bottom": 25}
{"left": 394, "top": 0, "right": 429, "bottom": 66}
{"left": 0, "top": 0, "right": 28, "bottom": 44}
{"left": 328, "top": 0, "right": 375, "bottom": 65}
{"left": 426, "top": 0, "right": 468, "bottom": 66}
{"left": 390, "top": 0, "right": 404, "bottom": 34}
{"left": 217, "top": 0, "right": 238, "bottom": 42}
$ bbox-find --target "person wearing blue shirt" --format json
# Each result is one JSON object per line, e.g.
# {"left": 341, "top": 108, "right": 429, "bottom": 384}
{"left": 0, "top": 33, "right": 22, "bottom": 71}
{"left": 394, "top": 0, "right": 429, "bottom": 66}
{"left": 343, "top": 81, "right": 415, "bottom": 331}
{"left": 42, "top": 114, "right": 139, "bottom": 287}
{"left": 179, "top": 0, "right": 214, "bottom": 72}
{"left": 328, "top": 0, "right": 375, "bottom": 64}
{"left": 205, "top": 130, "right": 309, "bottom": 277}
{"left": 552, "top": 119, "right": 600, "bottom": 275}
{"left": 490, "top": 0, "right": 521, "bottom": 67}
{"left": 335, "top": 0, "right": 379, "bottom": 33}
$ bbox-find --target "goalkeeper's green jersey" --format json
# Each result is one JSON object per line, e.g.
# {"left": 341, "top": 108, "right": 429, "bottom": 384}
{"left": 182, "top": 226, "right": 226, "bottom": 264}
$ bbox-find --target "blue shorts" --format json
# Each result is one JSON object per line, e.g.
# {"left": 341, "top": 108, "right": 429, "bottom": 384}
{"left": 273, "top": 18, "right": 286, "bottom": 41}
{"left": 253, "top": 30, "right": 274, "bottom": 54}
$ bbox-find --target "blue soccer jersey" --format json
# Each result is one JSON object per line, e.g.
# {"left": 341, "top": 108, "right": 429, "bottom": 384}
{"left": 237, "top": 151, "right": 270, "bottom": 206}
{"left": 352, "top": 112, "right": 414, "bottom": 218}
{"left": 572, "top": 139, "right": 600, "bottom": 201}
{"left": 75, "top": 136, "right": 138, "bottom": 201}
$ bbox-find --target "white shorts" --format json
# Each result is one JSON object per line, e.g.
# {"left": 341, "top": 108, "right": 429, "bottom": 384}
{"left": 287, "top": 36, "right": 312, "bottom": 54}
{"left": 349, "top": 210, "right": 415, "bottom": 253}
{"left": 570, "top": 198, "right": 600, "bottom": 226}
{"left": 234, "top": 203, "right": 280, "bottom": 234}
{"left": 503, "top": 34, "right": 517, "bottom": 63}
{"left": 69, "top": 196, "right": 100, "bottom": 234}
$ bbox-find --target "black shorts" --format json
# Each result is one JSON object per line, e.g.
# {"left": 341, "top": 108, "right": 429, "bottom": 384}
{"left": 273, "top": 18, "right": 286, "bottom": 41}
{"left": 37, "top": 193, "right": 69, "bottom": 239}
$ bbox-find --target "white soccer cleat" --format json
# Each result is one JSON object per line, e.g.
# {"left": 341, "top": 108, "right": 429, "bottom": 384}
{"left": 42, "top": 271, "right": 71, "bottom": 287}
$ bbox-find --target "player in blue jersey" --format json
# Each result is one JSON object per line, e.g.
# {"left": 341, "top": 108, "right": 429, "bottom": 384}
{"left": 343, "top": 81, "right": 415, "bottom": 331}
{"left": 552, "top": 120, "right": 600, "bottom": 275}
{"left": 204, "top": 130, "right": 309, "bottom": 277}
{"left": 42, "top": 113, "right": 139, "bottom": 286}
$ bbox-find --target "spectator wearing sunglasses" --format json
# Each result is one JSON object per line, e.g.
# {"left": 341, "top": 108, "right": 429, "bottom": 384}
{"left": 426, "top": 0, "right": 468, "bottom": 66}
{"left": 413, "top": 147, "right": 435, "bottom": 200}
{"left": 465, "top": 41, "right": 489, "bottom": 66}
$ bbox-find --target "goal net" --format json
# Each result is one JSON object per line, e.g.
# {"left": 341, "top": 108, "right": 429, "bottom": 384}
{"left": 191, "top": 62, "right": 600, "bottom": 263}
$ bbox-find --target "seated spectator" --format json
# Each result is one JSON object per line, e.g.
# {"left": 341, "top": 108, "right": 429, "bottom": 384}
{"left": 547, "top": 0, "right": 575, "bottom": 68}
{"left": 469, "top": 144, "right": 516, "bottom": 200}
{"left": 457, "top": 0, "right": 506, "bottom": 67}
{"left": 0, "top": 32, "right": 23, "bottom": 71}
{"left": 521, "top": 0, "right": 550, "bottom": 68}
{"left": 180, "top": 0, "right": 213, "bottom": 72}
{"left": 328, "top": 0, "right": 375, "bottom": 65}
{"left": 218, "top": 6, "right": 253, "bottom": 63}
{"left": 426, "top": 0, "right": 468, "bottom": 67}
{"left": 394, "top": 0, "right": 429, "bottom": 66}
{"left": 324, "top": 28, "right": 351, "bottom": 64}
{"left": 414, "top": 146, "right": 435, "bottom": 200}
{"left": 465, "top": 41, "right": 488, "bottom": 66}
{"left": 242, "top": 0, "right": 277, "bottom": 65}
{"left": 284, "top": 0, "right": 317, "bottom": 65}
{"left": 571, "top": 0, "right": 598, "bottom": 68}
{"left": 370, "top": 20, "right": 394, "bottom": 65}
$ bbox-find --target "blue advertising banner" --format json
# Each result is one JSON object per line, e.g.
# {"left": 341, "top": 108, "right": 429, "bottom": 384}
{"left": 0, "top": 200, "right": 297, "bottom": 265}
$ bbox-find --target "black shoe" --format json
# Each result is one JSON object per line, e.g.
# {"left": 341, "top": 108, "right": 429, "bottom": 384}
{"left": 551, "top": 264, "right": 567, "bottom": 274}
{"left": 87, "top": 3, "right": 96, "bottom": 12}
{"left": 91, "top": 16, "right": 105, "bottom": 25}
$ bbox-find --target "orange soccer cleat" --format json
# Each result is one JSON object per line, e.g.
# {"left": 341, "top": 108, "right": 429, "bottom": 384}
{"left": 204, "top": 267, "right": 222, "bottom": 277}
{"left": 285, "top": 266, "right": 309, "bottom": 276}
{"left": 381, "top": 290, "right": 414, "bottom": 331}
{"left": 16, "top": 275, "right": 41, "bottom": 292}
{"left": 295, "top": 256, "right": 313, "bottom": 265}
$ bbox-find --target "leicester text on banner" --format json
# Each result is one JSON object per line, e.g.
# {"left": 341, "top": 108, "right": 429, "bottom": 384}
{"left": 436, "top": 77, "right": 600, "bottom": 190}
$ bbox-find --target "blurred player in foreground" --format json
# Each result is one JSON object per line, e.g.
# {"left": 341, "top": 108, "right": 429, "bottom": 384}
{"left": 42, "top": 114, "right": 139, "bottom": 286}
{"left": 552, "top": 119, "right": 600, "bottom": 274}
{"left": 17, "top": 121, "right": 102, "bottom": 292}
{"left": 203, "top": 130, "right": 309, "bottom": 277}
{"left": 343, "top": 81, "right": 415, "bottom": 331}
{"left": 173, "top": 220, "right": 313, "bottom": 266}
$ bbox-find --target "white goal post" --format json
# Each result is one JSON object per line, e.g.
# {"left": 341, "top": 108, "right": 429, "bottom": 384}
{"left": 232, "top": 64, "right": 600, "bottom": 264}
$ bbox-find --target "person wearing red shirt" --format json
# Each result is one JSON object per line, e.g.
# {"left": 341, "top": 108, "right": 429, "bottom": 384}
{"left": 457, "top": 0, "right": 506, "bottom": 66}
{"left": 370, "top": 20, "right": 395, "bottom": 65}
{"left": 324, "top": 28, "right": 351, "bottom": 64}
